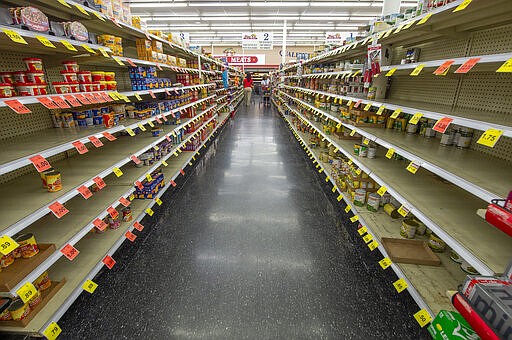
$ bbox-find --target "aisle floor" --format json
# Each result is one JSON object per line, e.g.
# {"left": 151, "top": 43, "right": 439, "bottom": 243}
{"left": 57, "top": 98, "right": 428, "bottom": 339}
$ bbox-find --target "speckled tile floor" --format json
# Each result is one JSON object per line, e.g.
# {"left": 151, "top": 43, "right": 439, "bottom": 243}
{"left": 10, "top": 99, "right": 430, "bottom": 339}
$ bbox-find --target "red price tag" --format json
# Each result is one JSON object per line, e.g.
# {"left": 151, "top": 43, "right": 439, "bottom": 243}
{"left": 165, "top": 89, "right": 171, "bottom": 96}
{"left": 74, "top": 94, "right": 90, "bottom": 105}
{"left": 88, "top": 136, "right": 104, "bottom": 148}
{"left": 155, "top": 116, "right": 162, "bottom": 124}
{"left": 433, "top": 117, "right": 454, "bottom": 133}
{"left": 434, "top": 60, "right": 455, "bottom": 75}
{"left": 135, "top": 181, "right": 144, "bottom": 190}
{"left": 110, "top": 16, "right": 122, "bottom": 27}
{"left": 455, "top": 57, "right": 481, "bottom": 74}
{"left": 107, "top": 206, "right": 119, "bottom": 219}
{"left": 93, "top": 176, "right": 106, "bottom": 189}
{"left": 180, "top": 169, "right": 185, "bottom": 176}
{"left": 72, "top": 140, "right": 89, "bottom": 154}
{"left": 52, "top": 96, "right": 71, "bottom": 109}
{"left": 148, "top": 91, "right": 156, "bottom": 99}
{"left": 29, "top": 154, "right": 51, "bottom": 172}
{"left": 61, "top": 244, "right": 79, "bottom": 261}
{"left": 93, "top": 218, "right": 107, "bottom": 231}
{"left": 354, "top": 100, "right": 363, "bottom": 108}
{"left": 102, "top": 92, "right": 114, "bottom": 102}
{"left": 171, "top": 112, "right": 176, "bottom": 118}
{"left": 156, "top": 63, "right": 163, "bottom": 71}
{"left": 125, "top": 230, "right": 137, "bottom": 242}
{"left": 102, "top": 132, "right": 117, "bottom": 141}
{"left": 63, "top": 95, "right": 81, "bottom": 107}
{"left": 102, "top": 255, "right": 116, "bottom": 269}
{"left": 48, "top": 201, "right": 69, "bottom": 218}
{"left": 133, "top": 221, "right": 144, "bottom": 231}
{"left": 165, "top": 135, "right": 171, "bottom": 142}
{"left": 84, "top": 93, "right": 97, "bottom": 104}
{"left": 170, "top": 180, "right": 177, "bottom": 187}
{"left": 5, "top": 99, "right": 31, "bottom": 114}
{"left": 130, "top": 155, "right": 141, "bottom": 164}
{"left": 77, "top": 185, "right": 92, "bottom": 199}
{"left": 119, "top": 197, "right": 131, "bottom": 207}
{"left": 126, "top": 58, "right": 137, "bottom": 67}
{"left": 144, "top": 31, "right": 151, "bottom": 40}
{"left": 37, "top": 97, "right": 59, "bottom": 109}
{"left": 161, "top": 115, "right": 168, "bottom": 122}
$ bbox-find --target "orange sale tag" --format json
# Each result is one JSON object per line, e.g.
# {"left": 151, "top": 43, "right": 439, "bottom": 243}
{"left": 5, "top": 99, "right": 31, "bottom": 114}
{"left": 93, "top": 176, "right": 106, "bottom": 189}
{"left": 133, "top": 221, "right": 144, "bottom": 231}
{"left": 63, "top": 95, "right": 81, "bottom": 107}
{"left": 93, "top": 218, "right": 107, "bottom": 231}
{"left": 29, "top": 155, "right": 51, "bottom": 172}
{"left": 37, "top": 97, "right": 59, "bottom": 109}
{"left": 135, "top": 181, "right": 144, "bottom": 190}
{"left": 72, "top": 140, "right": 89, "bottom": 154}
{"left": 107, "top": 206, "right": 118, "bottom": 219}
{"left": 102, "top": 131, "right": 116, "bottom": 141}
{"left": 125, "top": 230, "right": 137, "bottom": 242}
{"left": 48, "top": 201, "right": 69, "bottom": 218}
{"left": 88, "top": 136, "right": 104, "bottom": 148}
{"left": 61, "top": 243, "right": 79, "bottom": 261}
{"left": 119, "top": 197, "right": 131, "bottom": 207}
{"left": 131, "top": 155, "right": 141, "bottom": 164}
{"left": 103, "top": 255, "right": 116, "bottom": 269}
{"left": 432, "top": 117, "right": 454, "bottom": 133}
{"left": 434, "top": 60, "right": 455, "bottom": 75}
{"left": 77, "top": 185, "right": 92, "bottom": 199}
{"left": 455, "top": 58, "right": 481, "bottom": 74}
{"left": 149, "top": 91, "right": 156, "bottom": 99}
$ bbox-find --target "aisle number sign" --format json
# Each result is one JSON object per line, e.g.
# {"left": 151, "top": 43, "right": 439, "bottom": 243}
{"left": 241, "top": 32, "right": 273, "bottom": 50}
{"left": 477, "top": 129, "right": 503, "bottom": 148}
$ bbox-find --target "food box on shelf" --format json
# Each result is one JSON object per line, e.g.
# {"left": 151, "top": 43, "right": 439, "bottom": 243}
{"left": 427, "top": 310, "right": 478, "bottom": 340}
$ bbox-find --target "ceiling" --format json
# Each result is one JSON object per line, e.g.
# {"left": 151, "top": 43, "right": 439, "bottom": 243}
{"left": 128, "top": 0, "right": 417, "bottom": 46}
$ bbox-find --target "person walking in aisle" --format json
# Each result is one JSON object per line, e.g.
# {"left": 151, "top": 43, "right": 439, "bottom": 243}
{"left": 243, "top": 72, "right": 253, "bottom": 106}
{"left": 261, "top": 74, "right": 270, "bottom": 105}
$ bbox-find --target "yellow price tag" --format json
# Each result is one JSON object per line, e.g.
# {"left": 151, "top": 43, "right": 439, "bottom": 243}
{"left": 414, "top": 309, "right": 432, "bottom": 327}
{"left": 358, "top": 226, "right": 367, "bottom": 236}
{"left": 349, "top": 130, "right": 356, "bottom": 137}
{"left": 355, "top": 169, "right": 362, "bottom": 176}
{"left": 337, "top": 194, "right": 344, "bottom": 202}
{"left": 155, "top": 198, "right": 163, "bottom": 206}
{"left": 453, "top": 0, "right": 472, "bottom": 12}
{"left": 137, "top": 124, "right": 147, "bottom": 132}
{"left": 98, "top": 48, "right": 110, "bottom": 58}
{"left": 318, "top": 168, "right": 324, "bottom": 173}
{"left": 148, "top": 120, "right": 155, "bottom": 128}
{"left": 331, "top": 186, "right": 338, "bottom": 193}
{"left": 345, "top": 205, "right": 352, "bottom": 213}
{"left": 334, "top": 148, "right": 339, "bottom": 153}
{"left": 379, "top": 257, "right": 392, "bottom": 269}
{"left": 129, "top": 194, "right": 135, "bottom": 201}
{"left": 350, "top": 215, "right": 359, "bottom": 223}
{"left": 134, "top": 93, "right": 143, "bottom": 101}
{"left": 162, "top": 160, "right": 168, "bottom": 167}
{"left": 416, "top": 13, "right": 432, "bottom": 25}
{"left": 410, "top": 64, "right": 425, "bottom": 76}
{"left": 496, "top": 58, "right": 512, "bottom": 73}
{"left": 386, "top": 148, "right": 395, "bottom": 159}
{"left": 368, "top": 240, "right": 379, "bottom": 251}
{"left": 398, "top": 205, "right": 410, "bottom": 217}
{"left": 347, "top": 159, "right": 353, "bottom": 166}
{"left": 153, "top": 145, "right": 159, "bottom": 151}
{"left": 109, "top": 92, "right": 120, "bottom": 100}
{"left": 146, "top": 174, "right": 154, "bottom": 182}
{"left": 406, "top": 161, "right": 421, "bottom": 174}
{"left": 325, "top": 176, "right": 330, "bottom": 182}
{"left": 57, "top": 0, "right": 71, "bottom": 8}
{"left": 376, "top": 106, "right": 386, "bottom": 115}
{"left": 75, "top": 4, "right": 90, "bottom": 15}
{"left": 402, "top": 20, "right": 417, "bottom": 30}
{"left": 383, "top": 29, "right": 393, "bottom": 38}
{"left": 363, "top": 138, "right": 370, "bottom": 145}
{"left": 336, "top": 123, "right": 342, "bottom": 129}
{"left": 43, "top": 322, "right": 62, "bottom": 340}
{"left": 0, "top": 235, "right": 19, "bottom": 255}
{"left": 409, "top": 112, "right": 423, "bottom": 124}
{"left": 17, "top": 282, "right": 38, "bottom": 303}
{"left": 36, "top": 35, "right": 56, "bottom": 48}
{"left": 82, "top": 279, "right": 98, "bottom": 293}
{"left": 390, "top": 109, "right": 402, "bottom": 119}
{"left": 393, "top": 278, "right": 409, "bottom": 293}
{"left": 2, "top": 28, "right": 27, "bottom": 44}
{"left": 112, "top": 57, "right": 125, "bottom": 66}
{"left": 385, "top": 68, "right": 397, "bottom": 77}
{"left": 378, "top": 31, "right": 387, "bottom": 39}
{"left": 113, "top": 167, "right": 123, "bottom": 177}
{"left": 377, "top": 186, "right": 387, "bottom": 196}
{"left": 60, "top": 40, "right": 78, "bottom": 51}
{"left": 92, "top": 11, "right": 106, "bottom": 21}
{"left": 126, "top": 128, "right": 135, "bottom": 136}
{"left": 477, "top": 129, "right": 503, "bottom": 148}
{"left": 347, "top": 100, "right": 353, "bottom": 106}
{"left": 145, "top": 208, "right": 154, "bottom": 216}
{"left": 363, "top": 103, "right": 372, "bottom": 111}
{"left": 173, "top": 151, "right": 179, "bottom": 157}
{"left": 363, "top": 233, "right": 373, "bottom": 243}
{"left": 81, "top": 44, "right": 96, "bottom": 54}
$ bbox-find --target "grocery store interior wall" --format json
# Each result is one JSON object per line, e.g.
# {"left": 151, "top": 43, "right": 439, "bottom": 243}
{"left": 206, "top": 46, "right": 317, "bottom": 65}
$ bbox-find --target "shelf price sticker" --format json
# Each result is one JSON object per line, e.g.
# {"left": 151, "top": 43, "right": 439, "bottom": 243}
{"left": 61, "top": 243, "right": 79, "bottom": 261}
{"left": 368, "top": 240, "right": 379, "bottom": 251}
{"left": 17, "top": 282, "right": 38, "bottom": 303}
{"left": 98, "top": 48, "right": 110, "bottom": 58}
{"left": 113, "top": 167, "right": 123, "bottom": 177}
{"left": 125, "top": 230, "right": 137, "bottom": 242}
{"left": 410, "top": 64, "right": 425, "bottom": 76}
{"left": 398, "top": 204, "right": 410, "bottom": 217}
{"left": 393, "top": 278, "right": 409, "bottom": 293}
{"left": 29, "top": 154, "right": 51, "bottom": 172}
{"left": 170, "top": 180, "right": 177, "bottom": 187}
{"left": 133, "top": 221, "right": 145, "bottom": 231}
{"left": 82, "top": 280, "right": 98, "bottom": 294}
{"left": 363, "top": 138, "right": 370, "bottom": 145}
{"left": 155, "top": 198, "right": 163, "bottom": 206}
{"left": 453, "top": 0, "right": 472, "bottom": 12}
{"left": 93, "top": 176, "right": 106, "bottom": 190}
{"left": 135, "top": 180, "right": 144, "bottom": 190}
{"left": 147, "top": 120, "right": 155, "bottom": 128}
{"left": 180, "top": 169, "right": 186, "bottom": 176}
{"left": 52, "top": 96, "right": 71, "bottom": 109}
{"left": 93, "top": 218, "right": 107, "bottom": 231}
{"left": 77, "top": 185, "right": 92, "bottom": 199}
{"left": 107, "top": 206, "right": 119, "bottom": 219}
{"left": 103, "top": 255, "right": 116, "bottom": 269}
{"left": 36, "top": 35, "right": 56, "bottom": 48}
{"left": 81, "top": 44, "right": 96, "bottom": 54}
{"left": 362, "top": 233, "right": 373, "bottom": 243}
{"left": 363, "top": 103, "right": 372, "bottom": 111}
{"left": 434, "top": 60, "right": 455, "bottom": 75}
{"left": 331, "top": 185, "right": 338, "bottom": 193}
{"left": 126, "top": 127, "right": 136, "bottom": 137}
{"left": 496, "top": 58, "right": 512, "bottom": 73}
{"left": 354, "top": 99, "right": 363, "bottom": 108}
{"left": 377, "top": 186, "right": 387, "bottom": 196}
{"left": 337, "top": 194, "right": 344, "bottom": 202}
{"left": 57, "top": 0, "right": 71, "bottom": 7}
{"left": 74, "top": 3, "right": 89, "bottom": 15}
{"left": 92, "top": 11, "right": 106, "bottom": 21}
{"left": 406, "top": 161, "right": 421, "bottom": 174}
{"left": 43, "top": 322, "right": 62, "bottom": 340}
{"left": 0, "top": 235, "right": 19, "bottom": 255}
{"left": 48, "top": 201, "right": 69, "bottom": 218}
{"left": 130, "top": 155, "right": 141, "bottom": 165}
{"left": 2, "top": 28, "right": 27, "bottom": 44}
{"left": 149, "top": 90, "right": 156, "bottom": 99}
{"left": 385, "top": 148, "right": 395, "bottom": 159}
{"left": 432, "top": 117, "right": 454, "bottom": 133}
{"left": 385, "top": 68, "right": 397, "bottom": 77}
{"left": 119, "top": 197, "right": 131, "bottom": 207}
{"left": 112, "top": 57, "right": 125, "bottom": 66}
{"left": 72, "top": 140, "right": 88, "bottom": 154}
{"left": 60, "top": 40, "right": 78, "bottom": 51}
{"left": 414, "top": 309, "right": 432, "bottom": 327}
{"left": 416, "top": 13, "right": 432, "bottom": 25}
{"left": 357, "top": 226, "right": 367, "bottom": 236}
{"left": 409, "top": 112, "right": 423, "bottom": 125}
{"left": 350, "top": 215, "right": 359, "bottom": 223}
{"left": 390, "top": 109, "right": 402, "bottom": 119}
{"left": 102, "top": 131, "right": 116, "bottom": 141}
{"left": 379, "top": 257, "right": 392, "bottom": 269}
{"left": 345, "top": 205, "right": 352, "bottom": 213}
{"left": 134, "top": 93, "right": 143, "bottom": 101}
{"left": 477, "top": 129, "right": 503, "bottom": 148}
{"left": 88, "top": 136, "right": 104, "bottom": 148}
{"left": 145, "top": 208, "right": 154, "bottom": 216}
{"left": 162, "top": 160, "right": 168, "bottom": 167}
{"left": 5, "top": 99, "right": 31, "bottom": 114}
{"left": 376, "top": 105, "right": 386, "bottom": 115}
{"left": 455, "top": 57, "right": 481, "bottom": 74}
{"left": 145, "top": 173, "right": 154, "bottom": 182}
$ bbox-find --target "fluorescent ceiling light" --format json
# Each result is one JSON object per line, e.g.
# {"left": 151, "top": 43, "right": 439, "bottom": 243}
{"left": 130, "top": 3, "right": 188, "bottom": 8}
{"left": 147, "top": 17, "right": 201, "bottom": 21}
{"left": 250, "top": 2, "right": 309, "bottom": 7}
{"left": 309, "top": 2, "right": 378, "bottom": 7}
{"left": 203, "top": 16, "right": 250, "bottom": 20}
{"left": 299, "top": 16, "right": 349, "bottom": 20}
{"left": 189, "top": 2, "right": 248, "bottom": 6}
{"left": 250, "top": 16, "right": 299, "bottom": 20}
{"left": 159, "top": 26, "right": 211, "bottom": 30}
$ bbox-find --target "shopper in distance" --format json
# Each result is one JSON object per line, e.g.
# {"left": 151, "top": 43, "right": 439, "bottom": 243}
{"left": 243, "top": 72, "right": 253, "bottom": 106}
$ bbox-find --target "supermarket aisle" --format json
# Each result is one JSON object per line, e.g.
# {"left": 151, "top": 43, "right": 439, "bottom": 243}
{"left": 58, "top": 98, "right": 427, "bottom": 339}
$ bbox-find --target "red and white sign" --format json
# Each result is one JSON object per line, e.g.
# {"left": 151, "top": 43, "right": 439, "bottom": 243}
{"left": 213, "top": 54, "right": 266, "bottom": 66}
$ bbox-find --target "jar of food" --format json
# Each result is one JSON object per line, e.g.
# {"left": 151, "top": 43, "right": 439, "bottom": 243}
{"left": 25, "top": 71, "right": 45, "bottom": 84}
{"left": 0, "top": 72, "right": 14, "bottom": 84}
{"left": 38, "top": 84, "right": 48, "bottom": 95}
{"left": 63, "top": 21, "right": 88, "bottom": 41}
{"left": 0, "top": 83, "right": 13, "bottom": 98}
{"left": 23, "top": 57, "right": 43, "bottom": 71}
{"left": 400, "top": 219, "right": 418, "bottom": 239}
{"left": 11, "top": 6, "right": 49, "bottom": 32}
{"left": 77, "top": 71, "right": 92, "bottom": 83}
{"left": 15, "top": 83, "right": 38, "bottom": 96}
{"left": 0, "top": 252, "right": 14, "bottom": 268}
{"left": 91, "top": 71, "right": 105, "bottom": 81}
{"left": 62, "top": 61, "right": 79, "bottom": 72}
{"left": 15, "top": 233, "right": 39, "bottom": 258}
{"left": 8, "top": 299, "right": 30, "bottom": 321}
{"left": 69, "top": 81, "right": 80, "bottom": 93}
{"left": 60, "top": 70, "right": 78, "bottom": 82}
{"left": 52, "top": 82, "right": 70, "bottom": 94}
{"left": 34, "top": 271, "right": 52, "bottom": 291}
{"left": 13, "top": 71, "right": 28, "bottom": 83}
{"left": 105, "top": 72, "right": 116, "bottom": 81}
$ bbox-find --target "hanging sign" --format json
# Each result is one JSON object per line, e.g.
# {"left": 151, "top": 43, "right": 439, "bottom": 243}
{"left": 241, "top": 32, "right": 273, "bottom": 50}
{"left": 325, "top": 32, "right": 344, "bottom": 45}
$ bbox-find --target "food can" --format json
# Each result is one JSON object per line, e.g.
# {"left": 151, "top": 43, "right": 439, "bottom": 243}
{"left": 380, "top": 192, "right": 391, "bottom": 206}
{"left": 353, "top": 189, "right": 366, "bottom": 207}
{"left": 23, "top": 57, "right": 43, "bottom": 72}
{"left": 366, "top": 193, "right": 380, "bottom": 212}
{"left": 38, "top": 84, "right": 48, "bottom": 95}
{"left": 8, "top": 299, "right": 30, "bottom": 321}
{"left": 400, "top": 219, "right": 418, "bottom": 239}
{"left": 109, "top": 217, "right": 121, "bottom": 229}
{"left": 77, "top": 71, "right": 92, "bottom": 83}
{"left": 40, "top": 167, "right": 54, "bottom": 188}
{"left": 440, "top": 130, "right": 454, "bottom": 146}
{"left": 52, "top": 82, "right": 70, "bottom": 94}
{"left": 0, "top": 298, "right": 12, "bottom": 321}
{"left": 105, "top": 72, "right": 116, "bottom": 81}
{"left": 353, "top": 144, "right": 360, "bottom": 156}
{"left": 34, "top": 271, "right": 52, "bottom": 291}
{"left": 0, "top": 252, "right": 14, "bottom": 268}
{"left": 383, "top": 203, "right": 400, "bottom": 219}
{"left": 428, "top": 233, "right": 446, "bottom": 252}
{"left": 28, "top": 290, "right": 42, "bottom": 309}
{"left": 15, "top": 233, "right": 39, "bottom": 258}
{"left": 122, "top": 207, "right": 132, "bottom": 222}
{"left": 359, "top": 145, "right": 368, "bottom": 157}
{"left": 46, "top": 171, "right": 62, "bottom": 193}
{"left": 367, "top": 147, "right": 377, "bottom": 159}
{"left": 15, "top": 82, "right": 38, "bottom": 96}
{"left": 0, "top": 83, "right": 13, "bottom": 98}
{"left": 413, "top": 218, "right": 426, "bottom": 235}
{"left": 60, "top": 70, "right": 78, "bottom": 82}
{"left": 26, "top": 71, "right": 45, "bottom": 84}
{"left": 62, "top": 61, "right": 79, "bottom": 72}
{"left": 0, "top": 72, "right": 14, "bottom": 84}
{"left": 69, "top": 81, "right": 80, "bottom": 93}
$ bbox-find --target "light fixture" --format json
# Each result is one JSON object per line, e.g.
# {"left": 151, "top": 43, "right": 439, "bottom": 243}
{"left": 147, "top": 17, "right": 201, "bottom": 21}
{"left": 189, "top": 2, "right": 248, "bottom": 6}
{"left": 310, "top": 2, "right": 379, "bottom": 7}
{"left": 203, "top": 16, "right": 251, "bottom": 21}
{"left": 299, "top": 16, "right": 349, "bottom": 21}
{"left": 129, "top": 3, "right": 188, "bottom": 8}
{"left": 250, "top": 16, "right": 300, "bottom": 20}
{"left": 250, "top": 2, "right": 309, "bottom": 7}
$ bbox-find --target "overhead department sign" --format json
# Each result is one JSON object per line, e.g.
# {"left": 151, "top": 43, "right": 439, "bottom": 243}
{"left": 241, "top": 32, "right": 273, "bottom": 50}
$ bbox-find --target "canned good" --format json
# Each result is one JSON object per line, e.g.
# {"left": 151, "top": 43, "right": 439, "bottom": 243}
{"left": 34, "top": 271, "right": 52, "bottom": 291}
{"left": 353, "top": 189, "right": 366, "bottom": 207}
{"left": 384, "top": 203, "right": 400, "bottom": 219}
{"left": 60, "top": 70, "right": 77, "bottom": 82}
{"left": 366, "top": 193, "right": 380, "bottom": 212}
{"left": 428, "top": 233, "right": 446, "bottom": 252}
{"left": 15, "top": 82, "right": 38, "bottom": 96}
{"left": 0, "top": 83, "right": 13, "bottom": 98}
{"left": 62, "top": 60, "right": 79, "bottom": 72}
{"left": 52, "top": 82, "right": 70, "bottom": 94}
{"left": 400, "top": 219, "right": 418, "bottom": 239}
{"left": 15, "top": 233, "right": 39, "bottom": 258}
{"left": 105, "top": 72, "right": 116, "bottom": 81}
{"left": 40, "top": 168, "right": 54, "bottom": 188}
{"left": 0, "top": 72, "right": 14, "bottom": 84}
{"left": 23, "top": 57, "right": 43, "bottom": 72}
{"left": 0, "top": 252, "right": 14, "bottom": 268}
{"left": 46, "top": 171, "right": 62, "bottom": 193}
{"left": 8, "top": 299, "right": 30, "bottom": 321}
{"left": 0, "top": 298, "right": 12, "bottom": 321}
{"left": 28, "top": 290, "right": 42, "bottom": 309}
{"left": 122, "top": 207, "right": 132, "bottom": 222}
{"left": 26, "top": 72, "right": 45, "bottom": 84}
{"left": 77, "top": 71, "right": 92, "bottom": 83}
{"left": 13, "top": 71, "right": 28, "bottom": 83}
{"left": 91, "top": 71, "right": 105, "bottom": 81}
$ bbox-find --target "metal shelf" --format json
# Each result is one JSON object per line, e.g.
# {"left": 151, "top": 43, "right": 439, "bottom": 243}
{"left": 279, "top": 89, "right": 511, "bottom": 201}
{"left": 278, "top": 96, "right": 512, "bottom": 276}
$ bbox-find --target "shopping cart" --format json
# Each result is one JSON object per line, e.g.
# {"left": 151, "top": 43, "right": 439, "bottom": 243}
{"left": 259, "top": 85, "right": 271, "bottom": 108}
